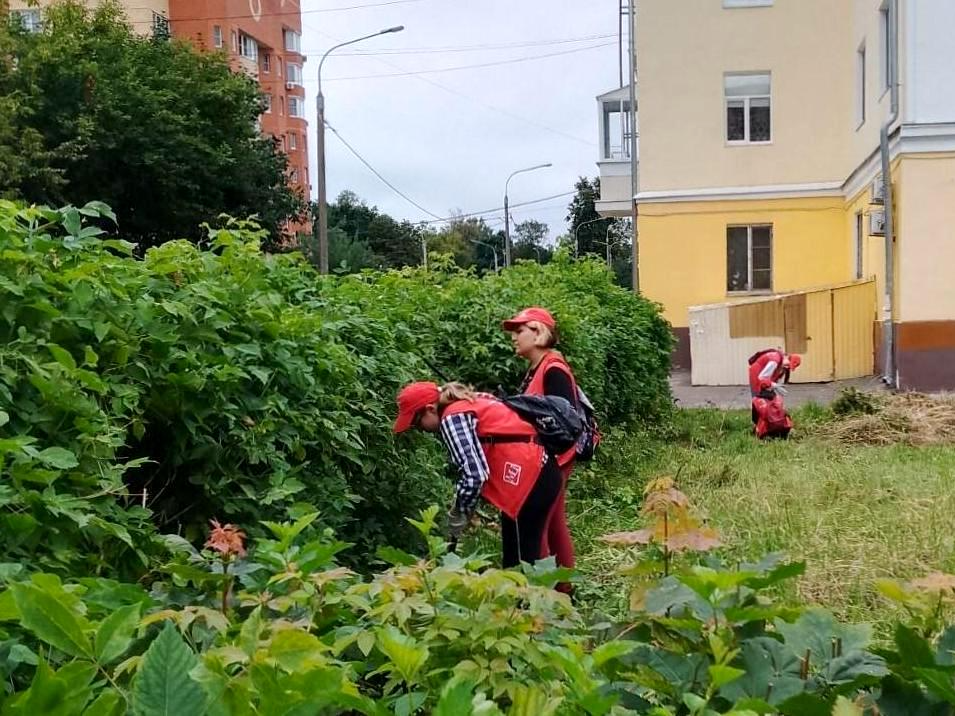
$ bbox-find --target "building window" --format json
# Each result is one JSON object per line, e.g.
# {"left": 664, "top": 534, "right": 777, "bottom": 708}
{"left": 284, "top": 30, "right": 302, "bottom": 53}
{"left": 855, "top": 212, "right": 864, "bottom": 280}
{"left": 212, "top": 25, "right": 223, "bottom": 48}
{"left": 231, "top": 31, "right": 238, "bottom": 53}
{"left": 239, "top": 33, "right": 258, "bottom": 61}
{"left": 290, "top": 168, "right": 299, "bottom": 183}
{"left": 725, "top": 73, "right": 771, "bottom": 143}
{"left": 723, "top": 0, "right": 773, "bottom": 6}
{"left": 286, "top": 63, "right": 303, "bottom": 86}
{"left": 10, "top": 9, "right": 43, "bottom": 33}
{"left": 263, "top": 94, "right": 272, "bottom": 114}
{"left": 727, "top": 225, "right": 772, "bottom": 292}
{"left": 288, "top": 97, "right": 305, "bottom": 118}
{"left": 857, "top": 43, "right": 866, "bottom": 127}
{"left": 601, "top": 99, "right": 632, "bottom": 160}
{"left": 880, "top": 1, "right": 893, "bottom": 93}
{"left": 262, "top": 53, "right": 271, "bottom": 73}
{"left": 288, "top": 132, "right": 298, "bottom": 150}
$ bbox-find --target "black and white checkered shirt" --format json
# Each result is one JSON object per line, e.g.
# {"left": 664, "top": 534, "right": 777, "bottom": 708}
{"left": 439, "top": 412, "right": 490, "bottom": 517}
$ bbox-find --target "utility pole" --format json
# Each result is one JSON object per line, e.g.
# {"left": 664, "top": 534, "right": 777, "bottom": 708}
{"left": 627, "top": 0, "right": 639, "bottom": 291}
{"left": 314, "top": 26, "right": 404, "bottom": 274}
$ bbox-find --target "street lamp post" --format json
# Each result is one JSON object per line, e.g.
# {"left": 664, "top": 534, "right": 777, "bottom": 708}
{"left": 573, "top": 216, "right": 610, "bottom": 257}
{"left": 314, "top": 26, "right": 404, "bottom": 274}
{"left": 503, "top": 163, "right": 551, "bottom": 267}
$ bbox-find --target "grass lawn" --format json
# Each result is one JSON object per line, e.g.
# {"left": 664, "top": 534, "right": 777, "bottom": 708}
{"left": 566, "top": 406, "right": 955, "bottom": 635}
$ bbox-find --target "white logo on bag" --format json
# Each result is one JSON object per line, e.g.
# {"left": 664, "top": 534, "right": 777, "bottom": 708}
{"left": 503, "top": 462, "right": 522, "bottom": 485}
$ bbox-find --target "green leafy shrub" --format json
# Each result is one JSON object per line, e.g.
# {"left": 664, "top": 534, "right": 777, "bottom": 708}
{"left": 0, "top": 202, "right": 673, "bottom": 576}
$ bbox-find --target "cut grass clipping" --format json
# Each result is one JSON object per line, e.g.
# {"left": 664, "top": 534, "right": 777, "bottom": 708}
{"left": 826, "top": 389, "right": 955, "bottom": 446}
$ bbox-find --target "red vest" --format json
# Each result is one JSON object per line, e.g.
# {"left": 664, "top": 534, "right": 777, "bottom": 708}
{"left": 748, "top": 350, "right": 785, "bottom": 394}
{"left": 753, "top": 394, "right": 793, "bottom": 439}
{"left": 524, "top": 352, "right": 578, "bottom": 466}
{"left": 442, "top": 397, "right": 545, "bottom": 519}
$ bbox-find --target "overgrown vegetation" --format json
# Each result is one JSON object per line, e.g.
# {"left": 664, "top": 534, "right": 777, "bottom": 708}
{"left": 0, "top": 200, "right": 669, "bottom": 579}
{"left": 6, "top": 198, "right": 955, "bottom": 712}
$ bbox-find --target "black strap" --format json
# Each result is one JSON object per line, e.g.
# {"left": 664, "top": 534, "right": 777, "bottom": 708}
{"left": 479, "top": 435, "right": 540, "bottom": 445}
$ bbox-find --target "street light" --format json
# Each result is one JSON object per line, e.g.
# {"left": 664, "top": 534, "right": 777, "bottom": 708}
{"left": 573, "top": 216, "right": 610, "bottom": 257}
{"left": 503, "top": 163, "right": 551, "bottom": 267}
{"left": 594, "top": 222, "right": 624, "bottom": 268}
{"left": 314, "top": 25, "right": 404, "bottom": 274}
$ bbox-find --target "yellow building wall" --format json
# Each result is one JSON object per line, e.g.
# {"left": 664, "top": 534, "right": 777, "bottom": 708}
{"left": 637, "top": 0, "right": 854, "bottom": 193}
{"left": 639, "top": 197, "right": 851, "bottom": 328}
{"left": 896, "top": 153, "right": 955, "bottom": 322}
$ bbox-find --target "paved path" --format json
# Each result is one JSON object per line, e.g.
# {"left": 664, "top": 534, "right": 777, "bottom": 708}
{"left": 670, "top": 371, "right": 888, "bottom": 409}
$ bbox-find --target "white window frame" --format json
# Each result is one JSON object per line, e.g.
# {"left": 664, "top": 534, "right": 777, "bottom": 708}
{"left": 239, "top": 33, "right": 258, "bottom": 61}
{"left": 724, "top": 72, "right": 772, "bottom": 145}
{"left": 11, "top": 8, "right": 43, "bottom": 33}
{"left": 263, "top": 93, "right": 272, "bottom": 114}
{"left": 212, "top": 25, "right": 223, "bottom": 48}
{"left": 284, "top": 29, "right": 302, "bottom": 53}
{"left": 286, "top": 63, "right": 303, "bottom": 86}
{"left": 288, "top": 132, "right": 298, "bottom": 150}
{"left": 262, "top": 53, "right": 271, "bottom": 73}
{"left": 288, "top": 97, "right": 305, "bottom": 118}
{"left": 879, "top": 1, "right": 895, "bottom": 96}
{"left": 727, "top": 224, "right": 773, "bottom": 294}
{"left": 723, "top": 0, "right": 773, "bottom": 6}
{"left": 856, "top": 42, "right": 866, "bottom": 128}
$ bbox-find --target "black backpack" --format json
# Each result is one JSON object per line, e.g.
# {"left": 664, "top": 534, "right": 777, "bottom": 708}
{"left": 573, "top": 387, "right": 601, "bottom": 462}
{"left": 499, "top": 394, "right": 584, "bottom": 455}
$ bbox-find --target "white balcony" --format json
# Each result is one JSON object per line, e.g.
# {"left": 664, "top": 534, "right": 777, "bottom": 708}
{"left": 595, "top": 85, "right": 637, "bottom": 217}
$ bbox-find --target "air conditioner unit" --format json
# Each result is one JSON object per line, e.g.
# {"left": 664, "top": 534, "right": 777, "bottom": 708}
{"left": 870, "top": 174, "right": 885, "bottom": 204}
{"left": 869, "top": 210, "right": 886, "bottom": 236}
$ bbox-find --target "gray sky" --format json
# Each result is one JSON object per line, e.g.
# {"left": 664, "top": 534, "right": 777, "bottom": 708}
{"left": 301, "top": 0, "right": 623, "bottom": 241}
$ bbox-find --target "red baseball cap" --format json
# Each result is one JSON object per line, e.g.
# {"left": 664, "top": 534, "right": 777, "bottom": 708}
{"left": 393, "top": 381, "right": 440, "bottom": 434}
{"left": 501, "top": 306, "right": 556, "bottom": 331}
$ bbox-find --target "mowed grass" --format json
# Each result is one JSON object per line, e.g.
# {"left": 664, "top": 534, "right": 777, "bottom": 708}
{"left": 568, "top": 406, "right": 955, "bottom": 634}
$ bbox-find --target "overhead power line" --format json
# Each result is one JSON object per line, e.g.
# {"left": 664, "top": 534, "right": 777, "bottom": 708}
{"left": 325, "top": 120, "right": 574, "bottom": 226}
{"left": 417, "top": 193, "right": 576, "bottom": 225}
{"left": 304, "top": 25, "right": 597, "bottom": 147}
{"left": 325, "top": 121, "right": 444, "bottom": 220}
{"left": 330, "top": 33, "right": 616, "bottom": 56}
{"left": 322, "top": 42, "right": 616, "bottom": 81}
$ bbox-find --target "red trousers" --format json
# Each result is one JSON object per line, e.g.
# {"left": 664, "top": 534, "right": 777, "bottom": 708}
{"left": 541, "top": 463, "right": 575, "bottom": 593}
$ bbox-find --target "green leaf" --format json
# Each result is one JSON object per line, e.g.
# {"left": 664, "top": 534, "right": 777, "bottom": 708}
{"left": 914, "top": 667, "right": 955, "bottom": 705}
{"left": 238, "top": 606, "right": 263, "bottom": 657}
{"left": 47, "top": 344, "right": 77, "bottom": 371}
{"left": 95, "top": 603, "right": 141, "bottom": 664}
{"left": 434, "top": 678, "right": 477, "bottom": 716}
{"left": 776, "top": 692, "right": 833, "bottom": 716}
{"left": 774, "top": 609, "right": 872, "bottom": 664}
{"left": 83, "top": 688, "right": 126, "bottom": 716}
{"left": 896, "top": 623, "right": 937, "bottom": 669}
{"left": 375, "top": 545, "right": 418, "bottom": 567}
{"left": 0, "top": 410, "right": 8, "bottom": 427}
{"left": 36, "top": 447, "right": 80, "bottom": 470}
{"left": 62, "top": 208, "right": 82, "bottom": 237}
{"left": 721, "top": 637, "right": 805, "bottom": 706}
{"left": 592, "top": 640, "right": 637, "bottom": 668}
{"left": 377, "top": 626, "right": 429, "bottom": 684}
{"left": 10, "top": 582, "right": 93, "bottom": 658}
{"left": 267, "top": 628, "right": 329, "bottom": 671}
{"left": 132, "top": 622, "right": 205, "bottom": 716}
{"left": 357, "top": 630, "right": 375, "bottom": 657}
{"left": 4, "top": 658, "right": 94, "bottom": 716}
{"left": 709, "top": 664, "right": 746, "bottom": 689}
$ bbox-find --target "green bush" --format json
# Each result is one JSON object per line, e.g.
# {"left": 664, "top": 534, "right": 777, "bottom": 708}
{"left": 0, "top": 202, "right": 673, "bottom": 577}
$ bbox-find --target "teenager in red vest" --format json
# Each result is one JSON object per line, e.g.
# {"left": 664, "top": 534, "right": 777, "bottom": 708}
{"left": 502, "top": 307, "right": 577, "bottom": 590}
{"left": 393, "top": 381, "right": 561, "bottom": 568}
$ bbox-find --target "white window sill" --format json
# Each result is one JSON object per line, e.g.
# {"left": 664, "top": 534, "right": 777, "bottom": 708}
{"left": 727, "top": 290, "right": 774, "bottom": 297}
{"left": 726, "top": 140, "right": 773, "bottom": 147}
